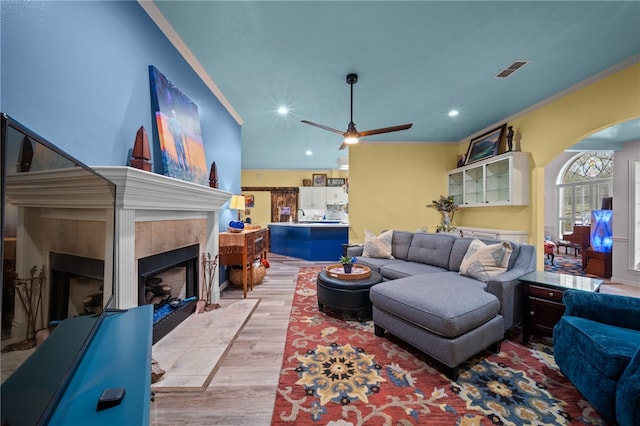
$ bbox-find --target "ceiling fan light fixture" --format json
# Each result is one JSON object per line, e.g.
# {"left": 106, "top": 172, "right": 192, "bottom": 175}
{"left": 344, "top": 122, "right": 359, "bottom": 144}
{"left": 344, "top": 134, "right": 359, "bottom": 145}
{"left": 301, "top": 73, "right": 413, "bottom": 150}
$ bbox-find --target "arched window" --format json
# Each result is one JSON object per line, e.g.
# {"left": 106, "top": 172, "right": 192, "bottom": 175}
{"left": 556, "top": 151, "right": 614, "bottom": 236}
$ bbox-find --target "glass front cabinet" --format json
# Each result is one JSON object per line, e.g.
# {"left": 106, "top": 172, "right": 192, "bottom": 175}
{"left": 448, "top": 152, "right": 530, "bottom": 207}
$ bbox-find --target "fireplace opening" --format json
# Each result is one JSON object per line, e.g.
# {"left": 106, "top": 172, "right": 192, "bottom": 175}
{"left": 49, "top": 252, "right": 105, "bottom": 324}
{"left": 138, "top": 244, "right": 199, "bottom": 343}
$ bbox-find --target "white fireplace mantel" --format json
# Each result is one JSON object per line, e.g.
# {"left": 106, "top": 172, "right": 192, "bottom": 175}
{"left": 94, "top": 167, "right": 232, "bottom": 309}
{"left": 94, "top": 166, "right": 231, "bottom": 212}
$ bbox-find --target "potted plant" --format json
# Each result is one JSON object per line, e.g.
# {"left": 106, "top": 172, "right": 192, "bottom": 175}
{"left": 428, "top": 195, "right": 459, "bottom": 233}
{"left": 339, "top": 255, "right": 356, "bottom": 273}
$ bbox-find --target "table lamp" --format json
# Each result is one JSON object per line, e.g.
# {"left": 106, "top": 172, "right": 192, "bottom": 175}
{"left": 229, "top": 195, "right": 245, "bottom": 220}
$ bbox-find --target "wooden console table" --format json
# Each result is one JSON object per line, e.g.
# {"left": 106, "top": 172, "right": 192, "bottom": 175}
{"left": 219, "top": 228, "right": 269, "bottom": 298}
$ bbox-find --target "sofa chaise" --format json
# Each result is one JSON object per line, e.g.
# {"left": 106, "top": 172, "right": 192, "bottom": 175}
{"left": 346, "top": 230, "right": 536, "bottom": 379}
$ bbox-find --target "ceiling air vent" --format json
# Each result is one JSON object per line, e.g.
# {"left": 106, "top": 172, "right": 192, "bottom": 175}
{"left": 495, "top": 60, "right": 529, "bottom": 79}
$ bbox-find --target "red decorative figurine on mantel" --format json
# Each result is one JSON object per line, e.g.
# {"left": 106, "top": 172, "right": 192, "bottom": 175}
{"left": 130, "top": 125, "right": 152, "bottom": 171}
{"left": 209, "top": 161, "right": 219, "bottom": 188}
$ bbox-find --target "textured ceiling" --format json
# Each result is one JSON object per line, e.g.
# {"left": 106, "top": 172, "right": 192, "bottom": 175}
{"left": 153, "top": 1, "right": 640, "bottom": 170}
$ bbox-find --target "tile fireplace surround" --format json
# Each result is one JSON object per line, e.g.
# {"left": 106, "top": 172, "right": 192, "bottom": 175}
{"left": 94, "top": 167, "right": 231, "bottom": 309}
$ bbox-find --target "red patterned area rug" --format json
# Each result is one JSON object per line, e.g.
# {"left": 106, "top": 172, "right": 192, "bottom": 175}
{"left": 272, "top": 267, "right": 608, "bottom": 425}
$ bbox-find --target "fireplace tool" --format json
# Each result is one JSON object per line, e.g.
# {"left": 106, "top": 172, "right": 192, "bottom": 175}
{"left": 200, "top": 253, "right": 220, "bottom": 312}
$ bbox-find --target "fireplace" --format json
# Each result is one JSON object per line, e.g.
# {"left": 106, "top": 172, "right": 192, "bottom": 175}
{"left": 94, "top": 166, "right": 231, "bottom": 313}
{"left": 49, "top": 252, "right": 105, "bottom": 323}
{"left": 138, "top": 244, "right": 199, "bottom": 343}
{"left": 4, "top": 166, "right": 231, "bottom": 346}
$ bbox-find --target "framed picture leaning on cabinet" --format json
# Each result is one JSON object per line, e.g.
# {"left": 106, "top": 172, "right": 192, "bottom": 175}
{"left": 464, "top": 124, "right": 506, "bottom": 165}
{"left": 327, "top": 178, "right": 346, "bottom": 187}
{"left": 312, "top": 173, "right": 327, "bottom": 186}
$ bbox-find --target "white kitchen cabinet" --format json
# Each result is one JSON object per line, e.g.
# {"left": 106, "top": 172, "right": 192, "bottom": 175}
{"left": 326, "top": 187, "right": 348, "bottom": 204}
{"left": 299, "top": 187, "right": 327, "bottom": 209}
{"left": 448, "top": 151, "right": 530, "bottom": 206}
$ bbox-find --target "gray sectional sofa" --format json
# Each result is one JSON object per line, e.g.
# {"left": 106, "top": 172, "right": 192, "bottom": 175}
{"left": 346, "top": 231, "right": 536, "bottom": 379}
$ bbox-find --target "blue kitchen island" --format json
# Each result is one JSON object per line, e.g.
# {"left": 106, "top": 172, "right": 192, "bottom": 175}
{"left": 268, "top": 222, "right": 349, "bottom": 261}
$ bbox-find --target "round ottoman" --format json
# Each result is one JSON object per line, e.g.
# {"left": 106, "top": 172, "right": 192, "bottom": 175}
{"left": 316, "top": 270, "right": 383, "bottom": 319}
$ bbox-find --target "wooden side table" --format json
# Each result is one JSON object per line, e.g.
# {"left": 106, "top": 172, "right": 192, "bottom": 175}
{"left": 520, "top": 271, "right": 602, "bottom": 344}
{"left": 219, "top": 228, "right": 269, "bottom": 298}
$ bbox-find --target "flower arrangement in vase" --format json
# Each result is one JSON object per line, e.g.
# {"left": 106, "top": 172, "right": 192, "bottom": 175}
{"left": 428, "top": 195, "right": 459, "bottom": 233}
{"left": 339, "top": 255, "right": 357, "bottom": 273}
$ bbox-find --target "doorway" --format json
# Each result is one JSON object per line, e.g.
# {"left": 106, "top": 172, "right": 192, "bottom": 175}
{"left": 271, "top": 189, "right": 298, "bottom": 222}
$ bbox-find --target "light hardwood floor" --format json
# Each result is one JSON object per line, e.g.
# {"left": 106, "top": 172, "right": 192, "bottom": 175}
{"left": 149, "top": 253, "right": 637, "bottom": 425}
{"left": 150, "top": 254, "right": 327, "bottom": 425}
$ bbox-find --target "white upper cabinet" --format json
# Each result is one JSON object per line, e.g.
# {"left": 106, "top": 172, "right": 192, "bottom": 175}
{"left": 326, "top": 187, "right": 348, "bottom": 204}
{"left": 299, "top": 186, "right": 348, "bottom": 209}
{"left": 299, "top": 187, "right": 327, "bottom": 209}
{"left": 448, "top": 152, "right": 530, "bottom": 207}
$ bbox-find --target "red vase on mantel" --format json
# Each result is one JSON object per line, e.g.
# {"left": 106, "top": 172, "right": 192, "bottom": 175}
{"left": 130, "top": 126, "right": 151, "bottom": 171}
{"left": 209, "top": 161, "right": 219, "bottom": 188}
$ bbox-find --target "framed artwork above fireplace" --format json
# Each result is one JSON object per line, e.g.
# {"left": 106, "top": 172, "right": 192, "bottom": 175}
{"left": 149, "top": 65, "right": 209, "bottom": 186}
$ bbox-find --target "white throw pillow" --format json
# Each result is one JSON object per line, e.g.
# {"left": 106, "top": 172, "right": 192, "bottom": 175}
{"left": 362, "top": 230, "right": 394, "bottom": 259}
{"left": 459, "top": 238, "right": 512, "bottom": 282}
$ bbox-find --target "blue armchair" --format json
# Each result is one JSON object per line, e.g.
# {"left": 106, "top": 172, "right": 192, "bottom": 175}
{"left": 553, "top": 290, "right": 640, "bottom": 426}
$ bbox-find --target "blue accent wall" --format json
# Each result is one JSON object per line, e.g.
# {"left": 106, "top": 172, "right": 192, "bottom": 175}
{"left": 0, "top": 1, "right": 241, "bottom": 200}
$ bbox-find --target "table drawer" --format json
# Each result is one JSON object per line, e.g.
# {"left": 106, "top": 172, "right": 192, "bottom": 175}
{"left": 528, "top": 284, "right": 564, "bottom": 302}
{"left": 528, "top": 298, "right": 565, "bottom": 336}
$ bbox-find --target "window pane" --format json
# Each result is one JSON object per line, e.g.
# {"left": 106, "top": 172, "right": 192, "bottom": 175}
{"left": 575, "top": 185, "right": 591, "bottom": 224}
{"left": 559, "top": 220, "right": 574, "bottom": 236}
{"left": 558, "top": 186, "right": 572, "bottom": 217}
{"left": 594, "top": 182, "right": 611, "bottom": 208}
{"left": 562, "top": 151, "right": 614, "bottom": 183}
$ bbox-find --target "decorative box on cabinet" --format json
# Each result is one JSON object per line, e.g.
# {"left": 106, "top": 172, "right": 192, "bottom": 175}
{"left": 448, "top": 151, "right": 530, "bottom": 206}
{"left": 456, "top": 227, "right": 528, "bottom": 244}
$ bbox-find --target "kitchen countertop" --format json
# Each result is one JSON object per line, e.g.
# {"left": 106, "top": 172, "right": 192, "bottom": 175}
{"left": 269, "top": 222, "right": 348, "bottom": 227}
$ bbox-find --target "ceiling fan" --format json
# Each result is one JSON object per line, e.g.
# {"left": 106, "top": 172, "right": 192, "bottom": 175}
{"left": 301, "top": 73, "right": 413, "bottom": 150}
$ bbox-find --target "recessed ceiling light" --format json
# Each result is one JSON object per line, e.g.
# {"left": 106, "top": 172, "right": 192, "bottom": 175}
{"left": 448, "top": 110, "right": 459, "bottom": 117}
{"left": 305, "top": 150, "right": 313, "bottom": 156}
{"left": 278, "top": 106, "right": 289, "bottom": 115}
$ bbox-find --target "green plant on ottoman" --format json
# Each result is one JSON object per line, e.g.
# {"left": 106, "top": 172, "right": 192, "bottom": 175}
{"left": 339, "top": 255, "right": 356, "bottom": 273}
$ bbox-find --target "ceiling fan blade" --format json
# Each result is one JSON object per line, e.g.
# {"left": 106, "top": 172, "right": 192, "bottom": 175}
{"left": 301, "top": 120, "right": 345, "bottom": 135}
{"left": 338, "top": 142, "right": 347, "bottom": 150}
{"left": 358, "top": 123, "right": 413, "bottom": 137}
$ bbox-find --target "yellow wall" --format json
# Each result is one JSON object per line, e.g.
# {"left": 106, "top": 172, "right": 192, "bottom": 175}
{"left": 349, "top": 62, "right": 640, "bottom": 271}
{"left": 348, "top": 143, "right": 459, "bottom": 242}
